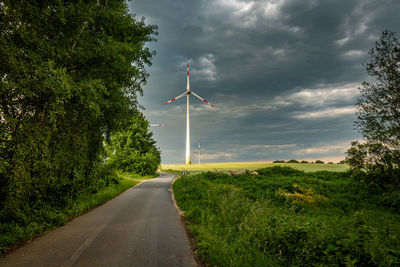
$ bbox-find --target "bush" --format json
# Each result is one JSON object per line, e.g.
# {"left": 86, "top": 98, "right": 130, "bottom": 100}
{"left": 105, "top": 114, "right": 161, "bottom": 176}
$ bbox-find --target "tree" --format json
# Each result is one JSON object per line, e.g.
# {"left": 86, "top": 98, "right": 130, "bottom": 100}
{"left": 346, "top": 30, "right": 400, "bottom": 187}
{"left": 287, "top": 159, "right": 299, "bottom": 163}
{"left": 0, "top": 1, "right": 157, "bottom": 217}
{"left": 105, "top": 114, "right": 160, "bottom": 175}
{"left": 315, "top": 160, "right": 324, "bottom": 164}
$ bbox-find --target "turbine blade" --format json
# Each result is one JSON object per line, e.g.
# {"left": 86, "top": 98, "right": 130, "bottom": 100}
{"left": 191, "top": 91, "right": 215, "bottom": 108}
{"left": 163, "top": 91, "right": 187, "bottom": 105}
{"left": 150, "top": 124, "right": 167, "bottom": 127}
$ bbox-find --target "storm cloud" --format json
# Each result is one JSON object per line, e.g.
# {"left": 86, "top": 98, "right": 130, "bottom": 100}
{"left": 129, "top": 0, "right": 400, "bottom": 164}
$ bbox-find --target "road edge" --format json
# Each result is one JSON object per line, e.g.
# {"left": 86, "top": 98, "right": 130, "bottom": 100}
{"left": 169, "top": 173, "right": 204, "bottom": 267}
{"left": 2, "top": 175, "right": 155, "bottom": 257}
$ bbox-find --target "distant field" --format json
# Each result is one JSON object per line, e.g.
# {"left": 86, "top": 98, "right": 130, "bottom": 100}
{"left": 161, "top": 162, "right": 348, "bottom": 172}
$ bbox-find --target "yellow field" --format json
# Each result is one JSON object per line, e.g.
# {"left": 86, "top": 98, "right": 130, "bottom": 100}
{"left": 161, "top": 162, "right": 348, "bottom": 173}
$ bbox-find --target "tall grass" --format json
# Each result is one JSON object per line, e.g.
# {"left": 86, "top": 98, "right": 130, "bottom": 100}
{"left": 172, "top": 167, "right": 400, "bottom": 266}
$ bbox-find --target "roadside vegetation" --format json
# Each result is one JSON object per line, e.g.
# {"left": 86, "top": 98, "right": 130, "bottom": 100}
{"left": 173, "top": 166, "right": 400, "bottom": 266}
{"left": 0, "top": 171, "right": 157, "bottom": 255}
{"left": 0, "top": 1, "right": 159, "bottom": 255}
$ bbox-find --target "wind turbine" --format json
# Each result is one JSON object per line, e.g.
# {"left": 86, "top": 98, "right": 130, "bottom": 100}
{"left": 163, "top": 63, "right": 215, "bottom": 164}
{"left": 193, "top": 139, "right": 209, "bottom": 164}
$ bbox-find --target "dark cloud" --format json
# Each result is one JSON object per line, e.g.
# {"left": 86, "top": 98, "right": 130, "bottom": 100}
{"left": 129, "top": 0, "right": 400, "bottom": 163}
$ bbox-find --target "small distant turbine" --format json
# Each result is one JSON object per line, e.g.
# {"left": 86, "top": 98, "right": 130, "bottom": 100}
{"left": 193, "top": 139, "right": 208, "bottom": 164}
{"left": 163, "top": 63, "right": 215, "bottom": 164}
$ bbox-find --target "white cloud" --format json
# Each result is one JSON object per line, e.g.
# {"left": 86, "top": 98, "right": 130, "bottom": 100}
{"left": 196, "top": 151, "right": 234, "bottom": 160}
{"left": 262, "top": 0, "right": 284, "bottom": 18}
{"left": 183, "top": 54, "right": 217, "bottom": 81}
{"left": 335, "top": 2, "right": 376, "bottom": 48}
{"left": 342, "top": 49, "right": 365, "bottom": 58}
{"left": 249, "top": 144, "right": 297, "bottom": 149}
{"left": 211, "top": 0, "right": 288, "bottom": 29}
{"left": 215, "top": 0, "right": 254, "bottom": 11}
{"left": 176, "top": 82, "right": 359, "bottom": 119}
{"left": 148, "top": 82, "right": 360, "bottom": 121}
{"left": 293, "top": 143, "right": 350, "bottom": 155}
{"left": 335, "top": 36, "right": 351, "bottom": 46}
{"left": 276, "top": 83, "right": 360, "bottom": 107}
{"left": 195, "top": 53, "right": 217, "bottom": 81}
{"left": 292, "top": 106, "right": 357, "bottom": 119}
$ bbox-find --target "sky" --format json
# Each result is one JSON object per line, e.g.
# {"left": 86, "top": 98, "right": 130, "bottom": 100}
{"left": 128, "top": 0, "right": 400, "bottom": 164}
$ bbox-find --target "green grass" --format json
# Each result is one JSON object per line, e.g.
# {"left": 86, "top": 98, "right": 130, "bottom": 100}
{"left": 162, "top": 162, "right": 348, "bottom": 173}
{"left": 172, "top": 167, "right": 400, "bottom": 266}
{"left": 116, "top": 171, "right": 158, "bottom": 181}
{"left": 0, "top": 172, "right": 156, "bottom": 256}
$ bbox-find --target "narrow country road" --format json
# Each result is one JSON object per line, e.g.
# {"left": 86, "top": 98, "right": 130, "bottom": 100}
{"left": 0, "top": 173, "right": 197, "bottom": 267}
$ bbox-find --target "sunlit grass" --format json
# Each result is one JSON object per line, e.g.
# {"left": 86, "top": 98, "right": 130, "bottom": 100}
{"left": 116, "top": 171, "right": 159, "bottom": 181}
{"left": 161, "top": 162, "right": 348, "bottom": 172}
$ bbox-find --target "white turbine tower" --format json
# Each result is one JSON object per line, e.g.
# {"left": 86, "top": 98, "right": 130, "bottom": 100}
{"left": 164, "top": 63, "right": 215, "bottom": 164}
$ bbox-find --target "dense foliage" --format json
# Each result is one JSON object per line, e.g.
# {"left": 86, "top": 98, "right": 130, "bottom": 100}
{"left": 347, "top": 30, "right": 400, "bottom": 188}
{"left": 105, "top": 114, "right": 160, "bottom": 175}
{"left": 173, "top": 167, "right": 400, "bottom": 266}
{"left": 0, "top": 0, "right": 157, "bottom": 223}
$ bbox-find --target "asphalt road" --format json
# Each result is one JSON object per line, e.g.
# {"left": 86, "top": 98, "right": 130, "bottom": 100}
{"left": 0, "top": 173, "right": 197, "bottom": 267}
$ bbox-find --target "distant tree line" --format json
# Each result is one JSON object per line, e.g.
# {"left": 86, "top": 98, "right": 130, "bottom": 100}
{"left": 0, "top": 1, "right": 159, "bottom": 221}
{"left": 272, "top": 159, "right": 341, "bottom": 164}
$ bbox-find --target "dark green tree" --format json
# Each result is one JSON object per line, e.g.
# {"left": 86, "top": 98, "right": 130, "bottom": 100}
{"left": 346, "top": 30, "right": 400, "bottom": 187}
{"left": 0, "top": 0, "right": 157, "bottom": 217}
{"left": 105, "top": 114, "right": 160, "bottom": 175}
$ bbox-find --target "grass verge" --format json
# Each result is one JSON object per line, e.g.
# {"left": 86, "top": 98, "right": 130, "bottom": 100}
{"left": 172, "top": 167, "right": 400, "bottom": 266}
{"left": 0, "top": 171, "right": 156, "bottom": 256}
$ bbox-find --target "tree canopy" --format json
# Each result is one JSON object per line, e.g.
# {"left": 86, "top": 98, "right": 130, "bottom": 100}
{"left": 105, "top": 113, "right": 160, "bottom": 175}
{"left": 347, "top": 30, "right": 400, "bottom": 188}
{"left": 0, "top": 0, "right": 157, "bottom": 218}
